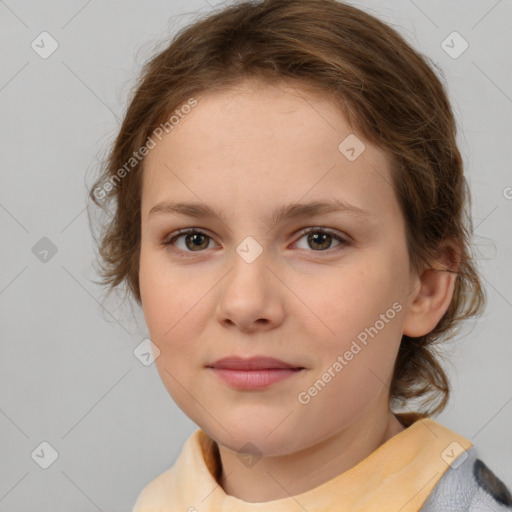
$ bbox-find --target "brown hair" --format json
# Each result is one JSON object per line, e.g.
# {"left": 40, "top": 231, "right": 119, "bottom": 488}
{"left": 87, "top": 0, "right": 486, "bottom": 416}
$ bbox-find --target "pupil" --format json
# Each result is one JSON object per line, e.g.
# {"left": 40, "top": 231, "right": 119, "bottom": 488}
{"left": 187, "top": 233, "right": 208, "bottom": 250}
{"left": 309, "top": 232, "right": 331, "bottom": 250}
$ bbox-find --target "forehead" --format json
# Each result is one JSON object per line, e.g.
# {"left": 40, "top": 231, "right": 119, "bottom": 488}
{"left": 141, "top": 80, "right": 399, "bottom": 223}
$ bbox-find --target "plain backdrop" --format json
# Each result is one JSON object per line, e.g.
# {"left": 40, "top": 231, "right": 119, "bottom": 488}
{"left": 0, "top": 0, "right": 511, "bottom": 510}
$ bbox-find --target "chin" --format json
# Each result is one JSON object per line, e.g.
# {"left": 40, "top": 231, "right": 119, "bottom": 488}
{"left": 206, "top": 423, "right": 302, "bottom": 457}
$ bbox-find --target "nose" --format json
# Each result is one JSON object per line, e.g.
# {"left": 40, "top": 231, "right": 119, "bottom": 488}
{"left": 215, "top": 243, "right": 285, "bottom": 333}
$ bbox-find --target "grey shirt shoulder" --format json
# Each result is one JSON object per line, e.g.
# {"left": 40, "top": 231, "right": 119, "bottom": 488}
{"left": 420, "top": 446, "right": 512, "bottom": 511}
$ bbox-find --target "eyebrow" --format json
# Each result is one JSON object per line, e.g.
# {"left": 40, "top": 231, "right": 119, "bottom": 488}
{"left": 148, "top": 199, "right": 372, "bottom": 226}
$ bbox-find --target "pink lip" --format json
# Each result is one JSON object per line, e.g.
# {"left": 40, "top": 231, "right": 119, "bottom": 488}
{"left": 206, "top": 356, "right": 305, "bottom": 389}
{"left": 207, "top": 356, "right": 303, "bottom": 370}
{"left": 209, "top": 368, "right": 304, "bottom": 389}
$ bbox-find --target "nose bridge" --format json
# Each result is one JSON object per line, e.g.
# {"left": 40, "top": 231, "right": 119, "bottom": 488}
{"left": 228, "top": 234, "right": 272, "bottom": 290}
{"left": 215, "top": 233, "right": 283, "bottom": 329}
{"left": 235, "top": 234, "right": 266, "bottom": 266}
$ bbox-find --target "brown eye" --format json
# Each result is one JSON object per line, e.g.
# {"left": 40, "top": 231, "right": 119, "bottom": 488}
{"left": 184, "top": 232, "right": 210, "bottom": 251}
{"left": 294, "top": 228, "right": 347, "bottom": 252}
{"left": 307, "top": 232, "right": 332, "bottom": 250}
{"left": 163, "top": 227, "right": 349, "bottom": 256}
{"left": 165, "top": 229, "right": 214, "bottom": 252}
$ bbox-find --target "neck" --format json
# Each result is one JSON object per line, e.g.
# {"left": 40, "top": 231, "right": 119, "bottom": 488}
{"left": 216, "top": 403, "right": 406, "bottom": 503}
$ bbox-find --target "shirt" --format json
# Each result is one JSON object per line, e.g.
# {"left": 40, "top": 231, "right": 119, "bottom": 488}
{"left": 132, "top": 415, "right": 512, "bottom": 511}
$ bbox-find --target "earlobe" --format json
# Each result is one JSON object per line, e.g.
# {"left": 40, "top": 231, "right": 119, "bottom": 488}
{"left": 403, "top": 243, "right": 460, "bottom": 338}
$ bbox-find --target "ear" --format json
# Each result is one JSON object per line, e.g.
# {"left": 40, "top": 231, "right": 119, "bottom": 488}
{"left": 403, "top": 241, "right": 461, "bottom": 338}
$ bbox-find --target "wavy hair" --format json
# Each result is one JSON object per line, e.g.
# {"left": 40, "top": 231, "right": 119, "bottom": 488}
{"left": 88, "top": 0, "right": 486, "bottom": 416}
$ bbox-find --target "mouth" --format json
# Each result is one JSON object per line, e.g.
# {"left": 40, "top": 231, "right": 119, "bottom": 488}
{"left": 206, "top": 356, "right": 305, "bottom": 389}
{"left": 206, "top": 356, "right": 305, "bottom": 371}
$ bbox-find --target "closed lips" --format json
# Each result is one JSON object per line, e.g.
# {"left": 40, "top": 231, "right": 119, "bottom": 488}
{"left": 207, "top": 356, "right": 305, "bottom": 370}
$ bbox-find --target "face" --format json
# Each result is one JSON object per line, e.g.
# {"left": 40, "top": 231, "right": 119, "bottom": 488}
{"left": 139, "top": 79, "right": 418, "bottom": 456}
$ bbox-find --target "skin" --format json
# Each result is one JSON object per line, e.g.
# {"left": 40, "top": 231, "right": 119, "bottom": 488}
{"left": 138, "top": 78, "right": 458, "bottom": 502}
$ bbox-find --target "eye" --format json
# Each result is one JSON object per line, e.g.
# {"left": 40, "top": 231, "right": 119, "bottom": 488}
{"left": 162, "top": 227, "right": 349, "bottom": 255}
{"left": 293, "top": 227, "right": 348, "bottom": 253}
{"left": 164, "top": 229, "right": 216, "bottom": 253}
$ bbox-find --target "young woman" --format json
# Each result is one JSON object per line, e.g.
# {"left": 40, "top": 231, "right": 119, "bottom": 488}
{"left": 88, "top": 0, "right": 512, "bottom": 509}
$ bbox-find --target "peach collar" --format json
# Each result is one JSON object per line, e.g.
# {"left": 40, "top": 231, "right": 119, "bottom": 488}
{"left": 133, "top": 417, "right": 472, "bottom": 512}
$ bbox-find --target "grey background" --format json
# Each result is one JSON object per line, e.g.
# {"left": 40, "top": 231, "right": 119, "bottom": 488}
{"left": 0, "top": 0, "right": 511, "bottom": 510}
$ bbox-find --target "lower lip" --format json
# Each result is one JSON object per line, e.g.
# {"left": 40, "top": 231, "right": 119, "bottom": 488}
{"left": 209, "top": 367, "right": 304, "bottom": 389}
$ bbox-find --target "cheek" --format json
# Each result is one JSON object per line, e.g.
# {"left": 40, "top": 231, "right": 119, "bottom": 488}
{"left": 139, "top": 248, "right": 213, "bottom": 365}
{"left": 139, "top": 250, "right": 167, "bottom": 334}
{"left": 313, "top": 265, "right": 401, "bottom": 337}
{"left": 309, "top": 259, "right": 406, "bottom": 388}
{"left": 139, "top": 252, "right": 202, "bottom": 407}
{"left": 139, "top": 248, "right": 191, "bottom": 340}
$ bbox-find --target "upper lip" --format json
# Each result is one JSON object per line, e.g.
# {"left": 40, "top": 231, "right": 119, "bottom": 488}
{"left": 207, "top": 356, "right": 304, "bottom": 370}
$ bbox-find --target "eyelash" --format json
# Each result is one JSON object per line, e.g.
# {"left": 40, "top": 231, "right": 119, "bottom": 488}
{"left": 162, "top": 227, "right": 350, "bottom": 257}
